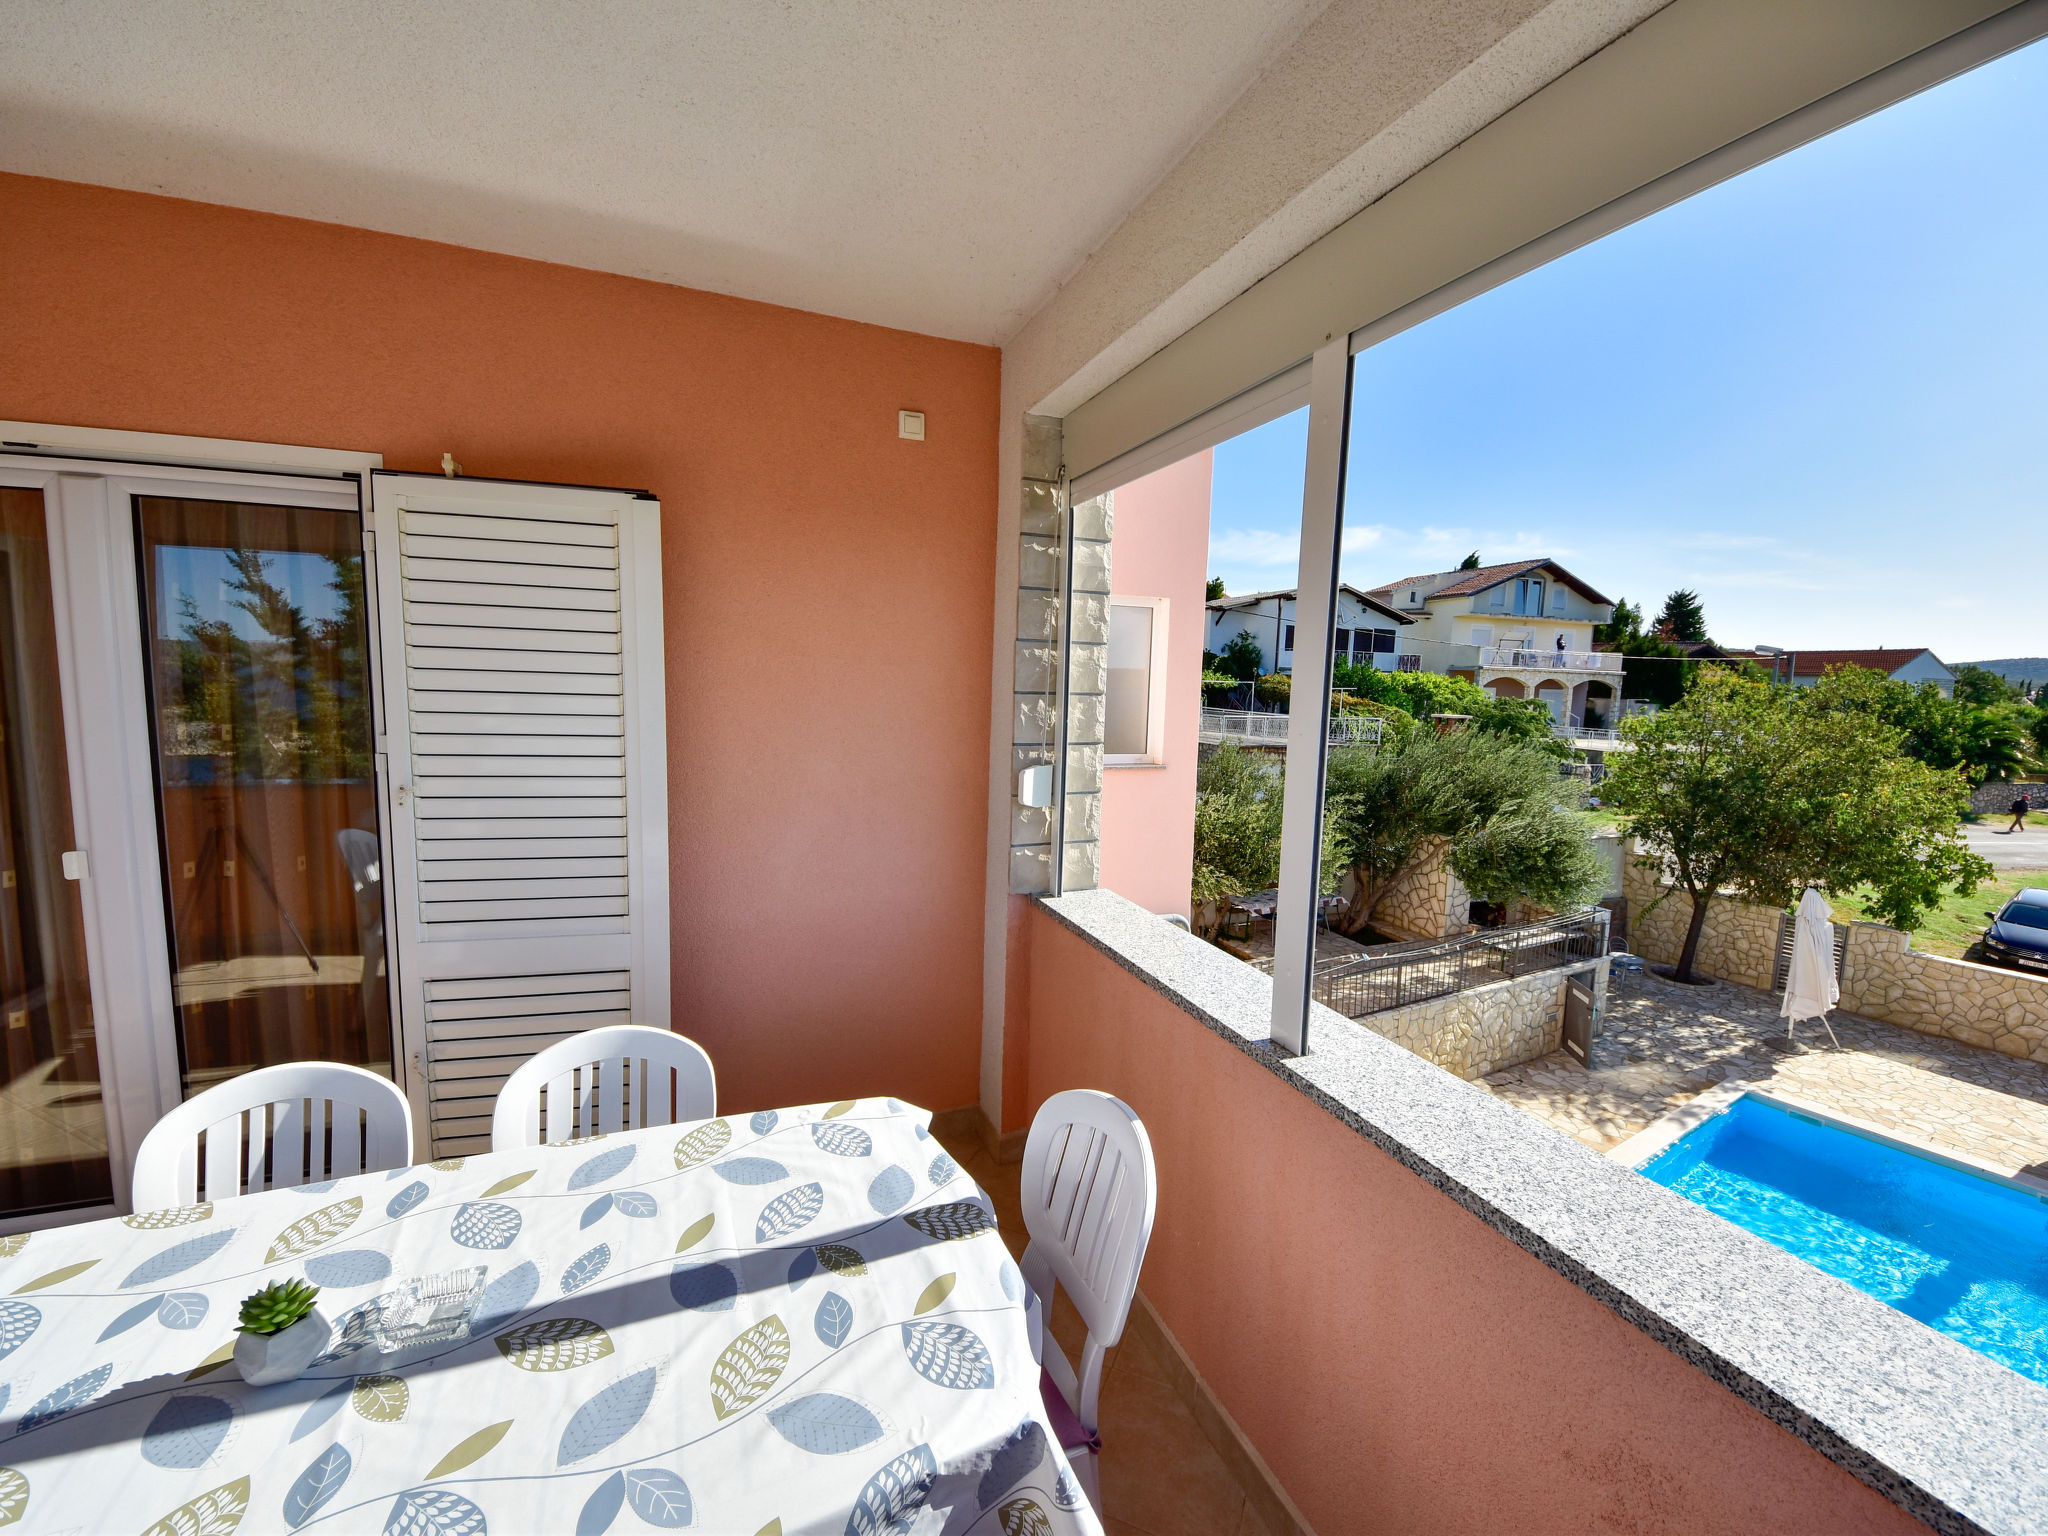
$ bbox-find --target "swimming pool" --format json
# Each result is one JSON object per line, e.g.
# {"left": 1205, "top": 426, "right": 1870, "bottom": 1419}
{"left": 1637, "top": 1094, "right": 2048, "bottom": 1387}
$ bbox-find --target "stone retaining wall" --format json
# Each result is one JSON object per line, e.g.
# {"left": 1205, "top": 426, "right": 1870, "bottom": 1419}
{"left": 1620, "top": 839, "right": 2048, "bottom": 1063}
{"left": 1972, "top": 778, "right": 2045, "bottom": 814}
{"left": 1356, "top": 959, "right": 1606, "bottom": 1080}
{"left": 1841, "top": 922, "right": 2048, "bottom": 1063}
{"left": 1620, "top": 852, "right": 1780, "bottom": 991}
{"left": 1366, "top": 836, "right": 1469, "bottom": 942}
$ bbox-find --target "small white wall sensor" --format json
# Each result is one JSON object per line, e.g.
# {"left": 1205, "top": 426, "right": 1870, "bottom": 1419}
{"left": 898, "top": 411, "right": 926, "bottom": 441}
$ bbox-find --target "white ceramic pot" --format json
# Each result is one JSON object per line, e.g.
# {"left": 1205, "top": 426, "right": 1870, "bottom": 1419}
{"left": 234, "top": 1311, "right": 333, "bottom": 1386}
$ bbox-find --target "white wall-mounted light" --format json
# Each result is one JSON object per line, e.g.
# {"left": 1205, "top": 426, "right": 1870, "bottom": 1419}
{"left": 1018, "top": 764, "right": 1054, "bottom": 808}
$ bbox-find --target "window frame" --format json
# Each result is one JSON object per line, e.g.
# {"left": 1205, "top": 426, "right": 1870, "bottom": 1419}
{"left": 1103, "top": 595, "right": 1171, "bottom": 769}
{"left": 1044, "top": 4, "right": 2048, "bottom": 1062}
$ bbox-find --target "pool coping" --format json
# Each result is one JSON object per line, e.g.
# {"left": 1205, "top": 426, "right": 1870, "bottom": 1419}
{"left": 1613, "top": 1083, "right": 2048, "bottom": 1201}
{"left": 1039, "top": 886, "right": 2048, "bottom": 1536}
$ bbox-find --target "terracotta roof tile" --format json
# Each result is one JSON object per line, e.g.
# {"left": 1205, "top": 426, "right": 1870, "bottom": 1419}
{"left": 1366, "top": 559, "right": 1612, "bottom": 607}
{"left": 1787, "top": 648, "right": 1945, "bottom": 678}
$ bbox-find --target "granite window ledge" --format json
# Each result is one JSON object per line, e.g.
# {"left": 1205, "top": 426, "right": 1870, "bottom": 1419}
{"left": 1038, "top": 887, "right": 2048, "bottom": 1536}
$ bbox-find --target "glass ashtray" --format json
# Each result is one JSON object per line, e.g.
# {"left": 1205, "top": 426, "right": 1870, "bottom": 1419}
{"left": 369, "top": 1266, "right": 488, "bottom": 1351}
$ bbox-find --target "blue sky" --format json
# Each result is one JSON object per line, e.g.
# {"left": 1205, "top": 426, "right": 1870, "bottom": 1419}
{"left": 1207, "top": 35, "right": 2048, "bottom": 661}
{"left": 154, "top": 547, "right": 348, "bottom": 640}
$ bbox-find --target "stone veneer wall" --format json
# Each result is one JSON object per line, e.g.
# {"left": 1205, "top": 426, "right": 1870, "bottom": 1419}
{"left": 1970, "top": 778, "right": 2045, "bottom": 815}
{"left": 1620, "top": 850, "right": 1780, "bottom": 991}
{"left": 1841, "top": 922, "right": 2048, "bottom": 1063}
{"left": 1009, "top": 413, "right": 1108, "bottom": 894}
{"left": 1355, "top": 959, "right": 1605, "bottom": 1080}
{"left": 1368, "top": 837, "right": 1469, "bottom": 942}
{"left": 1622, "top": 840, "right": 2048, "bottom": 1063}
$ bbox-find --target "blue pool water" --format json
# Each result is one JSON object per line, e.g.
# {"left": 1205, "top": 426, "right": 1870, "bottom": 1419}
{"left": 1639, "top": 1095, "right": 2048, "bottom": 1386}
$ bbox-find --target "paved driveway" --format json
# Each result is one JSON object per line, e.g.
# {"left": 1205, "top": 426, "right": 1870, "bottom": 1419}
{"left": 1963, "top": 819, "right": 2048, "bottom": 871}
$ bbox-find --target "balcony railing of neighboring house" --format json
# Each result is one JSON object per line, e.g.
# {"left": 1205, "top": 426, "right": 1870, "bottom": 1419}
{"left": 1251, "top": 907, "right": 1609, "bottom": 1018}
{"left": 1477, "top": 646, "right": 1624, "bottom": 673}
{"left": 1198, "top": 709, "right": 1384, "bottom": 748}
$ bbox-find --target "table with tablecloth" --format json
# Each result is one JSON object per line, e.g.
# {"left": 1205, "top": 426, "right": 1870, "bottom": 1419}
{"left": 0, "top": 1097, "right": 1094, "bottom": 1535}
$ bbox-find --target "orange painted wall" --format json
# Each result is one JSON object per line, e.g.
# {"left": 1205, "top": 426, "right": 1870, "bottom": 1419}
{"left": 1024, "top": 905, "right": 1927, "bottom": 1536}
{"left": 1099, "top": 448, "right": 1210, "bottom": 919}
{"left": 0, "top": 171, "right": 1000, "bottom": 1117}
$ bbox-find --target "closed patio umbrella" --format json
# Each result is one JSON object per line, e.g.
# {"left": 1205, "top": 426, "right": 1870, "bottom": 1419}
{"left": 1781, "top": 886, "right": 1841, "bottom": 1047}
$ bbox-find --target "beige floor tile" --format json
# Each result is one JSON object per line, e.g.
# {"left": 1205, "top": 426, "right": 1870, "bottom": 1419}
{"left": 1097, "top": 1359, "right": 1251, "bottom": 1536}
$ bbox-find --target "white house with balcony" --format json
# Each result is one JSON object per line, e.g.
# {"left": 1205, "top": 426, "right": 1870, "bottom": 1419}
{"left": 1204, "top": 583, "right": 1411, "bottom": 675}
{"left": 1364, "top": 559, "right": 1622, "bottom": 728}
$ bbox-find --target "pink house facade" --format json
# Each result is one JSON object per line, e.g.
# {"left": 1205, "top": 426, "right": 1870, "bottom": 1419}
{"left": 1098, "top": 449, "right": 1212, "bottom": 921}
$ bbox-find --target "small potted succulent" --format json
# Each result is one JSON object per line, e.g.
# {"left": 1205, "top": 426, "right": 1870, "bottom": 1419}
{"left": 233, "top": 1278, "right": 330, "bottom": 1386}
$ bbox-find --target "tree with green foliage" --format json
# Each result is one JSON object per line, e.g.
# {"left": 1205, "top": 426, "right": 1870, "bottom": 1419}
{"left": 1951, "top": 663, "right": 2024, "bottom": 708}
{"left": 1214, "top": 630, "right": 1263, "bottom": 681}
{"left": 1206, "top": 576, "right": 1226, "bottom": 601}
{"left": 1798, "top": 665, "right": 2040, "bottom": 786}
{"left": 1602, "top": 668, "right": 1989, "bottom": 983}
{"left": 1457, "top": 551, "right": 1481, "bottom": 570}
{"left": 1191, "top": 744, "right": 1284, "bottom": 933}
{"left": 1331, "top": 659, "right": 1565, "bottom": 754}
{"left": 1594, "top": 597, "right": 1643, "bottom": 647}
{"left": 1654, "top": 589, "right": 1708, "bottom": 644}
{"left": 1320, "top": 727, "right": 1604, "bottom": 938}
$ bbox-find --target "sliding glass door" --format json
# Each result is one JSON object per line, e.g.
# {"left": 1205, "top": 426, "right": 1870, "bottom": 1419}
{"left": 133, "top": 495, "right": 390, "bottom": 1098}
{"left": 0, "top": 456, "right": 397, "bottom": 1222}
{"left": 0, "top": 488, "right": 113, "bottom": 1215}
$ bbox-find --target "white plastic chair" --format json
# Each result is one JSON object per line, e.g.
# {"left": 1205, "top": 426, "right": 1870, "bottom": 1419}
{"left": 491, "top": 1025, "right": 716, "bottom": 1150}
{"left": 131, "top": 1061, "right": 414, "bottom": 1211}
{"left": 1020, "top": 1089, "right": 1158, "bottom": 1511}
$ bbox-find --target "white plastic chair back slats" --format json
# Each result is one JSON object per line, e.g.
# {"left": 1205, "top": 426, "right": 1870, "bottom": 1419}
{"left": 1020, "top": 1089, "right": 1158, "bottom": 1456}
{"left": 131, "top": 1062, "right": 414, "bottom": 1211}
{"left": 491, "top": 1026, "right": 716, "bottom": 1151}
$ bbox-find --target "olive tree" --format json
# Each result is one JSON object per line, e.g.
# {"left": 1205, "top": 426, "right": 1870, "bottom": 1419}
{"left": 1601, "top": 668, "right": 1989, "bottom": 982}
{"left": 1321, "top": 726, "right": 1606, "bottom": 937}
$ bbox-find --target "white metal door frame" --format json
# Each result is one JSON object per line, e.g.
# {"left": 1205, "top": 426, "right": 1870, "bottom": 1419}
{"left": 0, "top": 453, "right": 390, "bottom": 1215}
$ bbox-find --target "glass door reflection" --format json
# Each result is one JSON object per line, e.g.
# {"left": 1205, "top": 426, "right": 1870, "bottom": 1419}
{"left": 135, "top": 497, "right": 391, "bottom": 1096}
{"left": 0, "top": 488, "right": 112, "bottom": 1215}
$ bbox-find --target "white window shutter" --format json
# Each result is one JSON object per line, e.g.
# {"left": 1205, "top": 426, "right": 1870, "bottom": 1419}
{"left": 368, "top": 473, "right": 669, "bottom": 1155}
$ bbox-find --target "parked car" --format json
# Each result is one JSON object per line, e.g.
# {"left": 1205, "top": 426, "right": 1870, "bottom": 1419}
{"left": 1980, "top": 887, "right": 2048, "bottom": 973}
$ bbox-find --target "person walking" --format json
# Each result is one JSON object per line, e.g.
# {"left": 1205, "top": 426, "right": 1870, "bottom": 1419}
{"left": 2011, "top": 789, "right": 2033, "bottom": 834}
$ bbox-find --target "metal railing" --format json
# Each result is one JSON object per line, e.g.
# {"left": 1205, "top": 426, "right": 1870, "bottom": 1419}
{"left": 1198, "top": 709, "right": 1384, "bottom": 748}
{"left": 1261, "top": 908, "right": 1609, "bottom": 1020}
{"left": 1478, "top": 647, "right": 1624, "bottom": 673}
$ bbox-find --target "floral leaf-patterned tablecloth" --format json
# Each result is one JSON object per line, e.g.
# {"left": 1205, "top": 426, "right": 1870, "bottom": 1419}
{"left": 0, "top": 1099, "right": 1097, "bottom": 1536}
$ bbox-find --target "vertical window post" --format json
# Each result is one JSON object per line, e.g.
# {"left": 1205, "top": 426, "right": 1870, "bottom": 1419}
{"left": 1269, "top": 337, "right": 1353, "bottom": 1056}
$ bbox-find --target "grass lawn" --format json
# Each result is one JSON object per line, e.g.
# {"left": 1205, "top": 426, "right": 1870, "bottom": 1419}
{"left": 1575, "top": 806, "right": 1624, "bottom": 832}
{"left": 1832, "top": 867, "right": 2048, "bottom": 958}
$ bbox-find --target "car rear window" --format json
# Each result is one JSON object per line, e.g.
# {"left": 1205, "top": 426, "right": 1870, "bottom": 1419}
{"left": 1998, "top": 902, "right": 2048, "bottom": 931}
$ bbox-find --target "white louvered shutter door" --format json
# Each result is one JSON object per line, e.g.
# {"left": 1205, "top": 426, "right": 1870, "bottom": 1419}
{"left": 368, "top": 473, "right": 669, "bottom": 1155}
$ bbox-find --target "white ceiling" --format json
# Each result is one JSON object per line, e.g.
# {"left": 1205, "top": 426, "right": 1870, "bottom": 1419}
{"left": 0, "top": 0, "right": 1330, "bottom": 344}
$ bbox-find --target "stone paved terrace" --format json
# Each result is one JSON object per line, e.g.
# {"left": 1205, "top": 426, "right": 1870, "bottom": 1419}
{"left": 1481, "top": 967, "right": 2048, "bottom": 1177}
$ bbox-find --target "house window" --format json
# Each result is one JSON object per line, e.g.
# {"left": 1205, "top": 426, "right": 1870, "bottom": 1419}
{"left": 1334, "top": 626, "right": 1351, "bottom": 660}
{"left": 1371, "top": 627, "right": 1395, "bottom": 654}
{"left": 1471, "top": 625, "right": 1493, "bottom": 649}
{"left": 1283, "top": 622, "right": 1295, "bottom": 653}
{"left": 1488, "top": 586, "right": 1505, "bottom": 611}
{"left": 1552, "top": 585, "right": 1567, "bottom": 613}
{"left": 1106, "top": 599, "right": 1168, "bottom": 765}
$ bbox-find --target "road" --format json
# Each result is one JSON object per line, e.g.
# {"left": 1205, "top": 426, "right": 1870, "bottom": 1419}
{"left": 1963, "top": 820, "right": 2048, "bottom": 872}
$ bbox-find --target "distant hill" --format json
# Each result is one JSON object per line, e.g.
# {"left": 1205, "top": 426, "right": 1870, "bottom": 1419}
{"left": 1961, "top": 657, "right": 2048, "bottom": 684}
